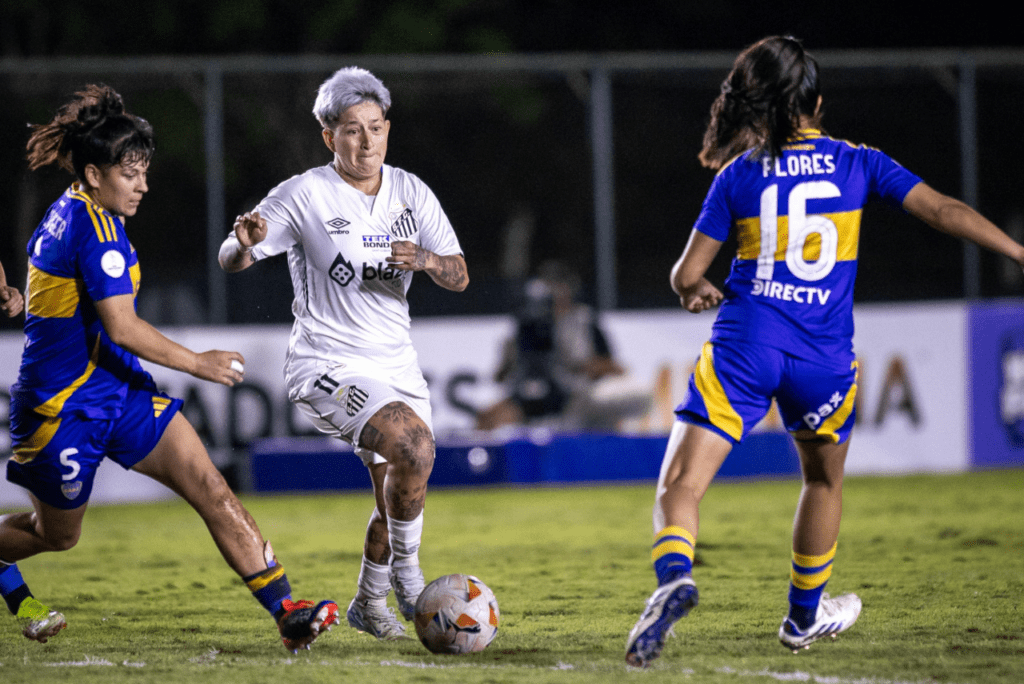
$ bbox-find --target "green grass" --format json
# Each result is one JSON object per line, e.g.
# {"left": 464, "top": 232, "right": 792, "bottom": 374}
{"left": 1, "top": 469, "right": 1022, "bottom": 684}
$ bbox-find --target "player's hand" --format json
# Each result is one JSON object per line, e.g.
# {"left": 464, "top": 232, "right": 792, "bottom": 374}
{"left": 679, "top": 278, "right": 723, "bottom": 313}
{"left": 0, "top": 285, "right": 24, "bottom": 318}
{"left": 234, "top": 211, "right": 268, "bottom": 250}
{"left": 192, "top": 350, "right": 246, "bottom": 387}
{"left": 387, "top": 240, "right": 430, "bottom": 272}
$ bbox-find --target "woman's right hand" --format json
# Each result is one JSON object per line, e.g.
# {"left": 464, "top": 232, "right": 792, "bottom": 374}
{"left": 192, "top": 350, "right": 246, "bottom": 387}
{"left": 679, "top": 278, "right": 723, "bottom": 313}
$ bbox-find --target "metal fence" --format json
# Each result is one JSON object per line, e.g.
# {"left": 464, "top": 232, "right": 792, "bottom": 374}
{"left": 3, "top": 49, "right": 1023, "bottom": 330}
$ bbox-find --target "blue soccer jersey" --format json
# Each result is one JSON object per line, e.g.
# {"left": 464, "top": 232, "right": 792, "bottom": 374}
{"left": 11, "top": 184, "right": 153, "bottom": 427}
{"left": 693, "top": 129, "right": 922, "bottom": 366}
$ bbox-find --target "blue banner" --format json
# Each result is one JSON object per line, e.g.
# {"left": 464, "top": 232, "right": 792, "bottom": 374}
{"left": 968, "top": 301, "right": 1024, "bottom": 467}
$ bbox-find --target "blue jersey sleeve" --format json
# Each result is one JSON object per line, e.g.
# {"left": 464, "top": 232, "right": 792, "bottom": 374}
{"left": 693, "top": 169, "right": 734, "bottom": 242}
{"left": 864, "top": 147, "right": 922, "bottom": 207}
{"left": 76, "top": 214, "right": 136, "bottom": 303}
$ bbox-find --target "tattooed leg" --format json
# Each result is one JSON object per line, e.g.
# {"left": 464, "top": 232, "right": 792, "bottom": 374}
{"left": 359, "top": 402, "right": 435, "bottom": 521}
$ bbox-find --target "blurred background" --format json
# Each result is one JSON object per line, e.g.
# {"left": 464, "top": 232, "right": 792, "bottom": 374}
{"left": 2, "top": 2, "right": 1023, "bottom": 499}
{"left": 2, "top": 1, "right": 1023, "bottom": 329}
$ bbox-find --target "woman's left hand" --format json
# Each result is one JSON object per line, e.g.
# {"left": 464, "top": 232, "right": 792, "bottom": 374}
{"left": 387, "top": 240, "right": 430, "bottom": 271}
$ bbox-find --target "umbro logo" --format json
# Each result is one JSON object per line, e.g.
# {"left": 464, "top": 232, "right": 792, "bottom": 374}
{"left": 326, "top": 217, "right": 350, "bottom": 235}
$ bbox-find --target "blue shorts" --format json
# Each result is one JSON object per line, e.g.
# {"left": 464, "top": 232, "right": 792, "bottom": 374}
{"left": 7, "top": 389, "right": 183, "bottom": 509}
{"left": 676, "top": 340, "right": 858, "bottom": 445}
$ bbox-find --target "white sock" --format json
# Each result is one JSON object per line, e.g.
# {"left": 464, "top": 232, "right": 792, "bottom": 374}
{"left": 355, "top": 557, "right": 390, "bottom": 601}
{"left": 387, "top": 513, "right": 423, "bottom": 568}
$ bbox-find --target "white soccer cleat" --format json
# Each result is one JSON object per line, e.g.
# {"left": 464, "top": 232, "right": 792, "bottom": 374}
{"left": 18, "top": 597, "right": 67, "bottom": 644}
{"left": 389, "top": 563, "right": 426, "bottom": 622}
{"left": 779, "top": 592, "right": 862, "bottom": 653}
{"left": 625, "top": 575, "right": 699, "bottom": 668}
{"left": 346, "top": 597, "right": 409, "bottom": 641}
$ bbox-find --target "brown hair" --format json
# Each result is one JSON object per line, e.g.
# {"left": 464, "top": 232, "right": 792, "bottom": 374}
{"left": 699, "top": 36, "right": 822, "bottom": 171}
{"left": 26, "top": 84, "right": 154, "bottom": 179}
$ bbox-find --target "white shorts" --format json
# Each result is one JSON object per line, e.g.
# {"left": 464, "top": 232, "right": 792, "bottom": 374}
{"left": 287, "top": 357, "right": 434, "bottom": 466}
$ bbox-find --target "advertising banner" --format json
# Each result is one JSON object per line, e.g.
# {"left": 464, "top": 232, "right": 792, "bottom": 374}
{"left": 967, "top": 301, "right": 1024, "bottom": 468}
{"left": 0, "top": 301, "right": 973, "bottom": 505}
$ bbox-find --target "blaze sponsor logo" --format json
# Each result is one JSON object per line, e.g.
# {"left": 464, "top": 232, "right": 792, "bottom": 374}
{"left": 362, "top": 234, "right": 392, "bottom": 249}
{"left": 751, "top": 278, "right": 831, "bottom": 305}
{"left": 389, "top": 208, "right": 418, "bottom": 238}
{"left": 326, "top": 217, "right": 350, "bottom": 235}
{"left": 363, "top": 262, "right": 404, "bottom": 286}
{"left": 329, "top": 253, "right": 356, "bottom": 286}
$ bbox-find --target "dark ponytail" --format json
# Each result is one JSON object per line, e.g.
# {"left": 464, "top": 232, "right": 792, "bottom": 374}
{"left": 26, "top": 84, "right": 154, "bottom": 179}
{"left": 699, "top": 36, "right": 821, "bottom": 171}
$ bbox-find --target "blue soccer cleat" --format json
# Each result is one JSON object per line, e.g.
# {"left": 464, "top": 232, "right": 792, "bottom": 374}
{"left": 277, "top": 599, "right": 339, "bottom": 652}
{"left": 625, "top": 575, "right": 699, "bottom": 667}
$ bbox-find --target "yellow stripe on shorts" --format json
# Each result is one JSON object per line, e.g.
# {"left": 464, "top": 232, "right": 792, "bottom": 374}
{"left": 693, "top": 342, "right": 743, "bottom": 441}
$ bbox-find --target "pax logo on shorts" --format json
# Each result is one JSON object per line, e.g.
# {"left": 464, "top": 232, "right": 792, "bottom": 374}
{"left": 345, "top": 386, "right": 369, "bottom": 416}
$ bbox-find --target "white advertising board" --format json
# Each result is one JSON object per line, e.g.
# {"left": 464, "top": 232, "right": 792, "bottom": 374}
{"left": 0, "top": 301, "right": 967, "bottom": 506}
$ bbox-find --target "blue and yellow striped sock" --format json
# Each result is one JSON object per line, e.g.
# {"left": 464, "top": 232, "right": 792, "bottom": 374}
{"left": 0, "top": 561, "right": 33, "bottom": 617}
{"left": 651, "top": 525, "right": 696, "bottom": 585}
{"left": 787, "top": 542, "right": 837, "bottom": 629}
{"left": 244, "top": 560, "right": 292, "bottom": 620}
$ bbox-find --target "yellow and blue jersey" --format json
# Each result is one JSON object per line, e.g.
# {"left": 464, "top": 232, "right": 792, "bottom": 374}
{"left": 694, "top": 129, "right": 922, "bottom": 365}
{"left": 11, "top": 184, "right": 154, "bottom": 425}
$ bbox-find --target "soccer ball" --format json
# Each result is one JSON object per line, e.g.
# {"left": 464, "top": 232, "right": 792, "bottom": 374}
{"left": 413, "top": 573, "right": 499, "bottom": 654}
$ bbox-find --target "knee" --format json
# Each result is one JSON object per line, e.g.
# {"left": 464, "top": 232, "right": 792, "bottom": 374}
{"left": 392, "top": 427, "right": 435, "bottom": 476}
{"left": 42, "top": 526, "right": 81, "bottom": 552}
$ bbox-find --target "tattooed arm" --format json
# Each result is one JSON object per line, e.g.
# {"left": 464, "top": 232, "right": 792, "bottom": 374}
{"left": 387, "top": 241, "right": 469, "bottom": 292}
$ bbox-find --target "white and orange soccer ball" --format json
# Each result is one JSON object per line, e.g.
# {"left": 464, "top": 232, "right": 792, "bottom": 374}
{"left": 413, "top": 573, "right": 500, "bottom": 654}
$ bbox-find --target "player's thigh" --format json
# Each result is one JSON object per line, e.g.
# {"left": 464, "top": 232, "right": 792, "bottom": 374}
{"left": 675, "top": 340, "right": 781, "bottom": 444}
{"left": 775, "top": 357, "right": 858, "bottom": 444}
{"left": 7, "top": 411, "right": 107, "bottom": 513}
{"left": 130, "top": 411, "right": 226, "bottom": 502}
{"left": 290, "top": 361, "right": 433, "bottom": 466}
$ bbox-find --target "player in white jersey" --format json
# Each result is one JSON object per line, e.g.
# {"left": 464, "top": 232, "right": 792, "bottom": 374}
{"left": 219, "top": 67, "right": 469, "bottom": 641}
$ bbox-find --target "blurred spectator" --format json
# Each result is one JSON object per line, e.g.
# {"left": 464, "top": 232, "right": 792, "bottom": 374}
{"left": 476, "top": 260, "right": 650, "bottom": 432}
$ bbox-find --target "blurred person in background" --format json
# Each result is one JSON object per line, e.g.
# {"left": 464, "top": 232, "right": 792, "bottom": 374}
{"left": 625, "top": 36, "right": 1024, "bottom": 667}
{"left": 475, "top": 260, "right": 650, "bottom": 432}
{"left": 0, "top": 260, "right": 24, "bottom": 317}
{"left": 220, "top": 66, "right": 468, "bottom": 641}
{"left": 0, "top": 85, "right": 338, "bottom": 652}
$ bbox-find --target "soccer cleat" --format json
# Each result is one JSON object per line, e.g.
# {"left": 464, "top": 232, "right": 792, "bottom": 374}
{"left": 17, "top": 597, "right": 67, "bottom": 643}
{"left": 277, "top": 599, "right": 339, "bottom": 653}
{"left": 346, "top": 596, "right": 409, "bottom": 640}
{"left": 389, "top": 564, "right": 425, "bottom": 621}
{"left": 779, "top": 592, "right": 862, "bottom": 653}
{"left": 625, "top": 575, "right": 699, "bottom": 668}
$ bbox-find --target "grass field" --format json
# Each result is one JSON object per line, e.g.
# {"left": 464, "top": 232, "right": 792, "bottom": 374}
{"left": 0, "top": 468, "right": 1021, "bottom": 684}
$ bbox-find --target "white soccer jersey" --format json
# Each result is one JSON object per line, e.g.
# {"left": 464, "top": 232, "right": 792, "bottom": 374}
{"left": 246, "top": 163, "right": 463, "bottom": 374}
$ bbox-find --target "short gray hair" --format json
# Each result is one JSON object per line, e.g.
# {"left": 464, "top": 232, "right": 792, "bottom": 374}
{"left": 313, "top": 67, "right": 391, "bottom": 128}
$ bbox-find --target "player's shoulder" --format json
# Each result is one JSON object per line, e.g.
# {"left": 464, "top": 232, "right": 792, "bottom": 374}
{"left": 267, "top": 165, "right": 335, "bottom": 198}
{"left": 385, "top": 164, "right": 430, "bottom": 191}
{"left": 59, "top": 187, "right": 124, "bottom": 246}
